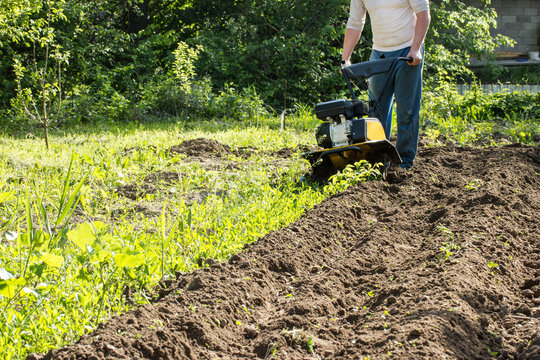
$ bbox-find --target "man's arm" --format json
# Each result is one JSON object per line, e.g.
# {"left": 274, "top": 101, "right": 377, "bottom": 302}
{"left": 407, "top": 10, "right": 431, "bottom": 66}
{"left": 342, "top": 0, "right": 366, "bottom": 65}
{"left": 342, "top": 28, "right": 362, "bottom": 64}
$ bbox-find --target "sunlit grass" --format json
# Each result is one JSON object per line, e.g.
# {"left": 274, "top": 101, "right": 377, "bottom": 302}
{"left": 0, "top": 115, "right": 330, "bottom": 359}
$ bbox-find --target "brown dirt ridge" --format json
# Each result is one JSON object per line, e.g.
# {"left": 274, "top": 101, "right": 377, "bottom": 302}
{"left": 34, "top": 143, "right": 540, "bottom": 360}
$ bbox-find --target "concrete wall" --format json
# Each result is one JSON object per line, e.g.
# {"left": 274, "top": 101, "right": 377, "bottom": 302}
{"left": 457, "top": 84, "right": 540, "bottom": 94}
{"left": 461, "top": 0, "right": 540, "bottom": 53}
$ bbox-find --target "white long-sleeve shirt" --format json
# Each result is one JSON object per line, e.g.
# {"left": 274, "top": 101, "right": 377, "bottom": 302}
{"left": 346, "top": 0, "right": 430, "bottom": 52}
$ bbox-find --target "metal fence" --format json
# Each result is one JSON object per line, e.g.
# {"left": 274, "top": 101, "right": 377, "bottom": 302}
{"left": 456, "top": 84, "right": 540, "bottom": 94}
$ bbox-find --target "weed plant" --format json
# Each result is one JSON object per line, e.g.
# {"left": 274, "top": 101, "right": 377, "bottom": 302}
{"left": 421, "top": 84, "right": 540, "bottom": 145}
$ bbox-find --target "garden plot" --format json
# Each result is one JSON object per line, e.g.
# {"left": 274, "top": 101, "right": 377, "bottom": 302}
{"left": 33, "top": 143, "right": 540, "bottom": 360}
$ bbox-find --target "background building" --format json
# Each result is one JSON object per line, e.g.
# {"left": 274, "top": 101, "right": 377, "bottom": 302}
{"left": 462, "top": 0, "right": 540, "bottom": 54}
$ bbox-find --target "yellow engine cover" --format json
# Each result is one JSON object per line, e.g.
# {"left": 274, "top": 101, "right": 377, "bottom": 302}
{"left": 365, "top": 118, "right": 386, "bottom": 141}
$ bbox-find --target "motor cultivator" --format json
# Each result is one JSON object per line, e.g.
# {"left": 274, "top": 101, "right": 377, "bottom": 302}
{"left": 304, "top": 57, "right": 411, "bottom": 176}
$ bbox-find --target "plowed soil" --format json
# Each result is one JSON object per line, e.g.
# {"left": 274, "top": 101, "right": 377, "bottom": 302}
{"left": 34, "top": 143, "right": 540, "bottom": 360}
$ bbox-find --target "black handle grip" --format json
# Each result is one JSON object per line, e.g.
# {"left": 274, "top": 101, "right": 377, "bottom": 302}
{"left": 398, "top": 57, "right": 414, "bottom": 63}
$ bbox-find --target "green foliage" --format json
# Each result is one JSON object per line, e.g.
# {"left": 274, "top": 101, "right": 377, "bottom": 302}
{"left": 0, "top": 0, "right": 531, "bottom": 130}
{"left": 2, "top": 0, "right": 178, "bottom": 124}
{"left": 138, "top": 77, "right": 268, "bottom": 121}
{"left": 194, "top": 0, "right": 349, "bottom": 107}
{"left": 137, "top": 76, "right": 205, "bottom": 119}
{"left": 59, "top": 81, "right": 132, "bottom": 125}
{"left": 306, "top": 335, "right": 315, "bottom": 354}
{"left": 56, "top": 0, "right": 161, "bottom": 89}
{"left": 465, "top": 178, "right": 483, "bottom": 191}
{"left": 138, "top": 42, "right": 268, "bottom": 121}
{"left": 472, "top": 64, "right": 540, "bottom": 85}
{"left": 324, "top": 160, "right": 382, "bottom": 195}
{"left": 426, "top": 0, "right": 515, "bottom": 83}
{"left": 422, "top": 84, "right": 540, "bottom": 145}
{"left": 150, "top": 0, "right": 243, "bottom": 38}
{"left": 172, "top": 41, "right": 201, "bottom": 93}
{"left": 0, "top": 1, "right": 39, "bottom": 106}
{"left": 439, "top": 242, "right": 461, "bottom": 260}
{"left": 5, "top": 0, "right": 70, "bottom": 148}
{"left": 205, "top": 84, "right": 268, "bottom": 121}
{"left": 436, "top": 224, "right": 460, "bottom": 261}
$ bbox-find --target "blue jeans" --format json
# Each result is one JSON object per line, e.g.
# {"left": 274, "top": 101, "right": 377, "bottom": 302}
{"left": 368, "top": 46, "right": 423, "bottom": 169}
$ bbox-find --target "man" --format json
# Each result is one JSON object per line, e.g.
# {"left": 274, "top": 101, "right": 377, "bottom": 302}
{"left": 342, "top": 0, "right": 431, "bottom": 169}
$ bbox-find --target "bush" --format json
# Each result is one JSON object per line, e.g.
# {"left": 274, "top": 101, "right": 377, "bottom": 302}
{"left": 424, "top": 84, "right": 540, "bottom": 122}
{"left": 422, "top": 84, "right": 540, "bottom": 144}
{"left": 138, "top": 40, "right": 268, "bottom": 122}
{"left": 61, "top": 81, "right": 133, "bottom": 126}
{"left": 193, "top": 0, "right": 348, "bottom": 108}
{"left": 138, "top": 76, "right": 210, "bottom": 119}
{"left": 204, "top": 84, "right": 268, "bottom": 121}
{"left": 138, "top": 77, "right": 268, "bottom": 122}
{"left": 472, "top": 64, "right": 540, "bottom": 85}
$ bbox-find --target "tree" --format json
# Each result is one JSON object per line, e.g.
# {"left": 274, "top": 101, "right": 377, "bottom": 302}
{"left": 4, "top": 0, "right": 68, "bottom": 149}
{"left": 193, "top": 0, "right": 350, "bottom": 108}
{"left": 0, "top": 0, "right": 518, "bottom": 127}
{"left": 425, "top": 0, "right": 515, "bottom": 83}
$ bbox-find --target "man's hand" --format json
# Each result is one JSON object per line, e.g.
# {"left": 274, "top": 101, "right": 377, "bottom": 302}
{"left": 407, "top": 10, "right": 430, "bottom": 66}
{"left": 341, "top": 60, "right": 351, "bottom": 68}
{"left": 406, "top": 48, "right": 422, "bottom": 66}
{"left": 339, "top": 60, "right": 351, "bottom": 74}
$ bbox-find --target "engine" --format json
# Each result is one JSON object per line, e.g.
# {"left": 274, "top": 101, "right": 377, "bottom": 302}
{"left": 315, "top": 99, "right": 385, "bottom": 149}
